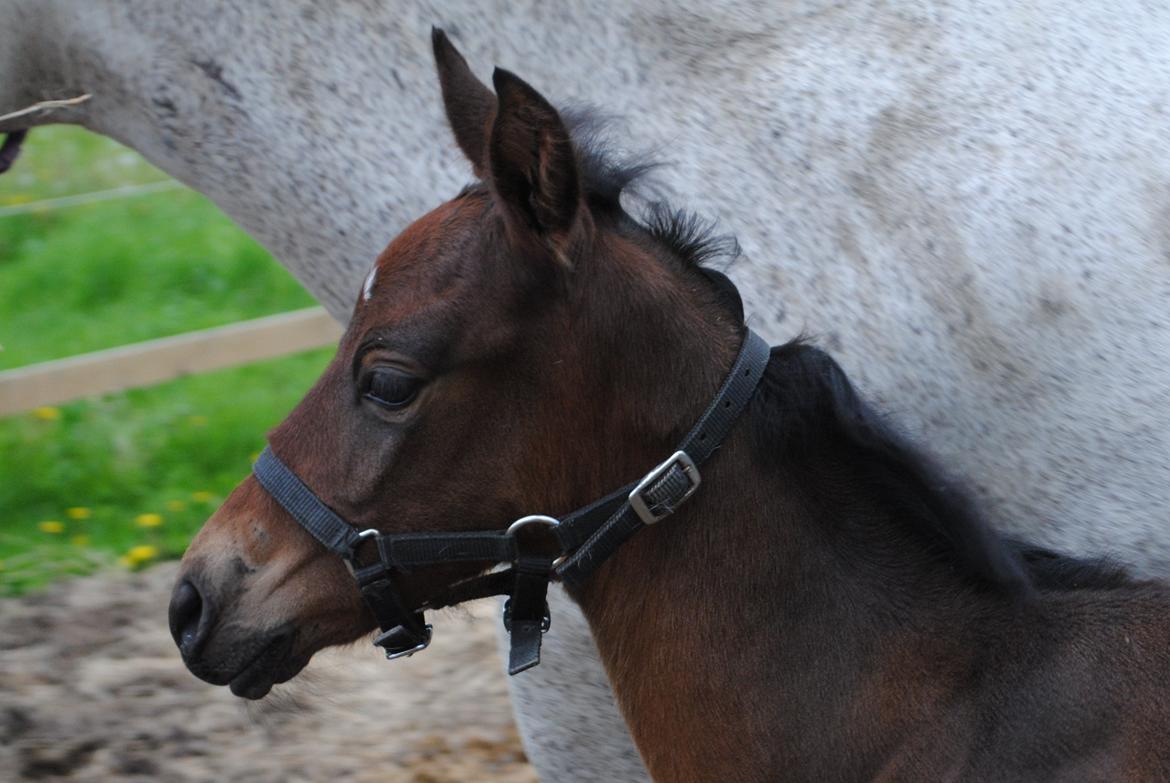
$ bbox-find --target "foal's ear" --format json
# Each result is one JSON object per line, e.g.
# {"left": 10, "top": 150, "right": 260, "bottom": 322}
{"left": 432, "top": 27, "right": 495, "bottom": 177}
{"left": 488, "top": 68, "right": 580, "bottom": 261}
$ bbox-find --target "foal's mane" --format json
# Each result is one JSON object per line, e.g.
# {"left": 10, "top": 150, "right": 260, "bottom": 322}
{"left": 545, "top": 110, "right": 1133, "bottom": 596}
{"left": 749, "top": 343, "right": 1133, "bottom": 594}
{"left": 567, "top": 112, "right": 738, "bottom": 270}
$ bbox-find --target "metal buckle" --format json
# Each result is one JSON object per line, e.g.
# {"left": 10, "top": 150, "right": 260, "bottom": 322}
{"left": 344, "top": 528, "right": 380, "bottom": 576}
{"left": 502, "top": 598, "right": 552, "bottom": 633}
{"left": 628, "top": 450, "right": 701, "bottom": 525}
{"left": 374, "top": 623, "right": 433, "bottom": 660}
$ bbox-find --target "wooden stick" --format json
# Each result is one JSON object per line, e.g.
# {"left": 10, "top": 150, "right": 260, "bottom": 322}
{"left": 0, "top": 93, "right": 92, "bottom": 125}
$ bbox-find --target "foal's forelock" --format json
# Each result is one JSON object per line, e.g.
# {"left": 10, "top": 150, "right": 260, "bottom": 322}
{"left": 360, "top": 264, "right": 378, "bottom": 302}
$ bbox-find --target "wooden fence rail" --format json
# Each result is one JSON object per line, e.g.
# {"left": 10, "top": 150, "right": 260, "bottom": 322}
{"left": 0, "top": 307, "right": 342, "bottom": 416}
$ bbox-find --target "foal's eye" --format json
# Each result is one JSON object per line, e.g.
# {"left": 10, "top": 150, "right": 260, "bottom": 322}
{"left": 363, "top": 368, "right": 423, "bottom": 409}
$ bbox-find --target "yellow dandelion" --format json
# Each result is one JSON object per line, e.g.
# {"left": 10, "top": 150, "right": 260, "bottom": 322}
{"left": 70, "top": 534, "right": 90, "bottom": 547}
{"left": 31, "top": 406, "right": 61, "bottom": 421}
{"left": 249, "top": 451, "right": 260, "bottom": 462}
{"left": 191, "top": 490, "right": 214, "bottom": 503}
{"left": 165, "top": 499, "right": 186, "bottom": 512}
{"left": 38, "top": 520, "right": 65, "bottom": 534}
{"left": 124, "top": 545, "right": 159, "bottom": 566}
{"left": 66, "top": 506, "right": 91, "bottom": 520}
{"left": 187, "top": 415, "right": 209, "bottom": 426}
{"left": 135, "top": 513, "right": 164, "bottom": 528}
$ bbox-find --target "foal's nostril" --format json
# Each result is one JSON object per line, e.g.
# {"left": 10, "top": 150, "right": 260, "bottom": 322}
{"left": 169, "top": 579, "right": 210, "bottom": 656}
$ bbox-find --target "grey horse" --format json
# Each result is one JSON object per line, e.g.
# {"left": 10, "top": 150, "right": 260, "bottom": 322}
{"left": 4, "top": 1, "right": 1169, "bottom": 780}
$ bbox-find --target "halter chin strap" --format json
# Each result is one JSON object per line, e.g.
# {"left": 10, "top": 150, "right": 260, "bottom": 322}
{"left": 253, "top": 329, "right": 771, "bottom": 674}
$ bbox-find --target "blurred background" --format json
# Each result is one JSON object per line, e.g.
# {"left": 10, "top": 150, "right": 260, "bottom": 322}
{"left": 0, "top": 127, "right": 331, "bottom": 595}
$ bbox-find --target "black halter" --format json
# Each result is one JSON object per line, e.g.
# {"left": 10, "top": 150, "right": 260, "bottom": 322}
{"left": 253, "top": 330, "right": 771, "bottom": 674}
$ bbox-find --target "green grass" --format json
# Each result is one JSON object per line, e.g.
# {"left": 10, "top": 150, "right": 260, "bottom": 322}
{"left": 0, "top": 349, "right": 331, "bottom": 595}
{"left": 0, "top": 127, "right": 315, "bottom": 367}
{"left": 0, "top": 126, "right": 163, "bottom": 198}
{"left": 0, "top": 127, "right": 334, "bottom": 594}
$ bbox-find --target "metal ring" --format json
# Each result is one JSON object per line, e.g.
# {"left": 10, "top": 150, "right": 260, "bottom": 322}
{"left": 344, "top": 529, "right": 382, "bottom": 577}
{"left": 506, "top": 514, "right": 560, "bottom": 536}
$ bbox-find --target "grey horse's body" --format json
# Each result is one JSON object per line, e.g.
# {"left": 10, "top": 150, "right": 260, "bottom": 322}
{"left": 5, "top": 2, "right": 1169, "bottom": 779}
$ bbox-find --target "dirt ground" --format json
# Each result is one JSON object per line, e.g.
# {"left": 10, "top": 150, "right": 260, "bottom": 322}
{"left": 0, "top": 562, "right": 538, "bottom": 783}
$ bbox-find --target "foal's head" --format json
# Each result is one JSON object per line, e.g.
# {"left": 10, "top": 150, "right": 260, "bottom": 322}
{"left": 171, "top": 31, "right": 742, "bottom": 698}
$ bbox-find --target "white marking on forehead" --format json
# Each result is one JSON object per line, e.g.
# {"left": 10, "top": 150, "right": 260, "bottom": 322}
{"left": 361, "top": 264, "right": 378, "bottom": 302}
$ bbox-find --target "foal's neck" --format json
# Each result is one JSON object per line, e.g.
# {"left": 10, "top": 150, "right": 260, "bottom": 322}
{"left": 572, "top": 343, "right": 1021, "bottom": 782}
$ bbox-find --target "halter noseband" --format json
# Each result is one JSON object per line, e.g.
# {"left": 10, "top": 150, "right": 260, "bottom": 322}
{"left": 253, "top": 330, "right": 771, "bottom": 674}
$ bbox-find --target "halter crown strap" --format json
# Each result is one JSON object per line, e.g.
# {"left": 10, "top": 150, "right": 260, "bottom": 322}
{"left": 554, "top": 329, "right": 772, "bottom": 586}
{"left": 251, "top": 328, "right": 772, "bottom": 672}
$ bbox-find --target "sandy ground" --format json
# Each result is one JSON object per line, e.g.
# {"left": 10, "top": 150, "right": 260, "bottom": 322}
{"left": 0, "top": 562, "right": 538, "bottom": 782}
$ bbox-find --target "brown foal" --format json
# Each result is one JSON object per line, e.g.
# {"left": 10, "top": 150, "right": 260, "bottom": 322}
{"left": 171, "top": 31, "right": 1170, "bottom": 782}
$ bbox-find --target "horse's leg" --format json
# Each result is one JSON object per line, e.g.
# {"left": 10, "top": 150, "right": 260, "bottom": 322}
{"left": 498, "top": 588, "right": 650, "bottom": 781}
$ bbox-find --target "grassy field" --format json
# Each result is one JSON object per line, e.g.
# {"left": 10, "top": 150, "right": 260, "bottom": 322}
{"left": 0, "top": 127, "right": 333, "bottom": 594}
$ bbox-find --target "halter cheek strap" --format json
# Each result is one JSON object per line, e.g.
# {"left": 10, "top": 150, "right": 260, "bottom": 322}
{"left": 253, "top": 329, "right": 771, "bottom": 673}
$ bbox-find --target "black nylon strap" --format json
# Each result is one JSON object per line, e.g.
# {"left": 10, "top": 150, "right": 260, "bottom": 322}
{"left": 555, "top": 330, "right": 771, "bottom": 587}
{"left": 554, "top": 485, "right": 632, "bottom": 552}
{"left": 377, "top": 532, "right": 517, "bottom": 571}
{"left": 253, "top": 447, "right": 363, "bottom": 558}
{"left": 675, "top": 330, "right": 773, "bottom": 463}
{"left": 426, "top": 569, "right": 517, "bottom": 610}
{"left": 506, "top": 555, "right": 555, "bottom": 674}
{"left": 358, "top": 575, "right": 425, "bottom": 633}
